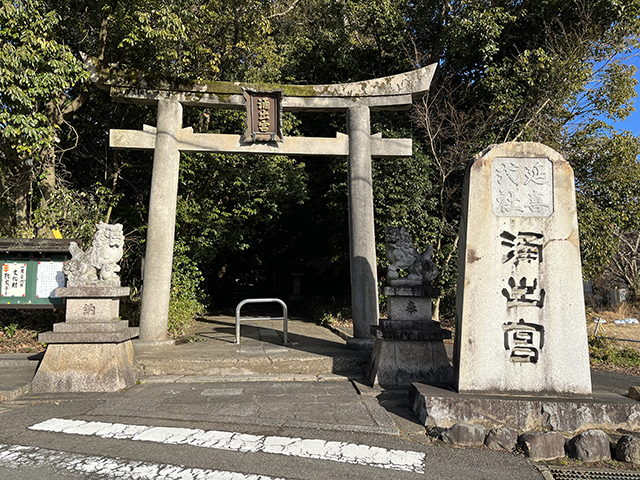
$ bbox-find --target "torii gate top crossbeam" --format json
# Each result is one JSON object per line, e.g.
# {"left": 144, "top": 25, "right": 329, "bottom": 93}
{"left": 84, "top": 55, "right": 437, "bottom": 112}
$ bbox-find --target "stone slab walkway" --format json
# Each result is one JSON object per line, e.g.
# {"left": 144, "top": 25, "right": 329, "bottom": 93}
{"left": 80, "top": 378, "right": 398, "bottom": 435}
{"left": 133, "top": 314, "right": 370, "bottom": 377}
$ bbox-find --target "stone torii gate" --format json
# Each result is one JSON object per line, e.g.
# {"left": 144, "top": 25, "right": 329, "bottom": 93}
{"left": 87, "top": 59, "right": 436, "bottom": 348}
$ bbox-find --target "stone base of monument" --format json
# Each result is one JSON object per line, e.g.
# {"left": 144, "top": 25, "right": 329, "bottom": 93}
{"left": 32, "top": 286, "right": 139, "bottom": 393}
{"left": 366, "top": 284, "right": 453, "bottom": 389}
{"left": 366, "top": 321, "right": 453, "bottom": 389}
{"left": 409, "top": 383, "right": 640, "bottom": 433}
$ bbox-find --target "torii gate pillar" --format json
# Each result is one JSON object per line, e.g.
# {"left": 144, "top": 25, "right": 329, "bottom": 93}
{"left": 138, "top": 99, "right": 183, "bottom": 344}
{"left": 347, "top": 104, "right": 378, "bottom": 348}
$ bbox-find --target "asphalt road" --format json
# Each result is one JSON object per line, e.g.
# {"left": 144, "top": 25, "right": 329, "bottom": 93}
{"left": 0, "top": 380, "right": 543, "bottom": 480}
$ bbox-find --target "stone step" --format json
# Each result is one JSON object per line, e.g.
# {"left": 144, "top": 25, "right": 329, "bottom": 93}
{"left": 0, "top": 353, "right": 43, "bottom": 369}
{"left": 39, "top": 327, "right": 139, "bottom": 344}
{"left": 135, "top": 351, "right": 369, "bottom": 377}
{"left": 53, "top": 320, "right": 131, "bottom": 333}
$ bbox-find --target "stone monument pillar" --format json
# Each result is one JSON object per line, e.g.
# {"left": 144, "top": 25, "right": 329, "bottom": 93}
{"left": 366, "top": 227, "right": 452, "bottom": 388}
{"left": 32, "top": 223, "right": 139, "bottom": 393}
{"left": 453, "top": 142, "right": 592, "bottom": 397}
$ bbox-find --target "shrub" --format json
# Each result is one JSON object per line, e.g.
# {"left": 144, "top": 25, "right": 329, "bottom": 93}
{"left": 167, "top": 250, "right": 207, "bottom": 337}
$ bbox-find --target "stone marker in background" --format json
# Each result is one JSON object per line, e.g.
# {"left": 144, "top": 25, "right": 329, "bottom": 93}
{"left": 32, "top": 223, "right": 139, "bottom": 393}
{"left": 453, "top": 142, "right": 592, "bottom": 397}
{"left": 366, "top": 226, "right": 452, "bottom": 388}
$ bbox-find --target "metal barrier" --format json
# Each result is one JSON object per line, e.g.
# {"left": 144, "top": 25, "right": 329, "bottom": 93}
{"left": 235, "top": 298, "right": 289, "bottom": 345}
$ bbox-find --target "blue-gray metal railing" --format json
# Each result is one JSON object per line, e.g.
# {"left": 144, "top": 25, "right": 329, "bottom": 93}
{"left": 235, "top": 298, "right": 289, "bottom": 345}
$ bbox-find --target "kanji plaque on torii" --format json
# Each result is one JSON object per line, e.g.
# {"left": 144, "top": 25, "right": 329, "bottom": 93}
{"left": 243, "top": 88, "right": 283, "bottom": 143}
{"left": 86, "top": 56, "right": 437, "bottom": 348}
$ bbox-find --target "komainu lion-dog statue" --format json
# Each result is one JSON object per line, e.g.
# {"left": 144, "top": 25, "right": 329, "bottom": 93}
{"left": 385, "top": 226, "right": 438, "bottom": 287}
{"left": 63, "top": 222, "right": 124, "bottom": 287}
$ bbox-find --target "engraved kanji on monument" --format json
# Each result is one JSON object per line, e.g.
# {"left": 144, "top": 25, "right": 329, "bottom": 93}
{"left": 453, "top": 142, "right": 592, "bottom": 397}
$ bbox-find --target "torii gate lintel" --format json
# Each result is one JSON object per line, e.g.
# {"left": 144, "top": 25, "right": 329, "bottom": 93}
{"left": 110, "top": 127, "right": 412, "bottom": 158}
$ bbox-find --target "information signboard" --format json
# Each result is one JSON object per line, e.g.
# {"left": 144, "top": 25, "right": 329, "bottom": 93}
{"left": 0, "top": 239, "right": 77, "bottom": 308}
{"left": 36, "top": 261, "right": 65, "bottom": 298}
{"left": 1, "top": 263, "right": 27, "bottom": 298}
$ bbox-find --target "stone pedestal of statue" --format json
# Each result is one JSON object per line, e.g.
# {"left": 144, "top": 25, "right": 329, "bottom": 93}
{"left": 366, "top": 285, "right": 452, "bottom": 389}
{"left": 32, "top": 286, "right": 139, "bottom": 393}
{"left": 366, "top": 226, "right": 452, "bottom": 389}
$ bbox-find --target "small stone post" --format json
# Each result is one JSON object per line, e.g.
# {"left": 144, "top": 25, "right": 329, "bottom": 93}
{"left": 138, "top": 99, "right": 183, "bottom": 345}
{"left": 347, "top": 103, "right": 379, "bottom": 348}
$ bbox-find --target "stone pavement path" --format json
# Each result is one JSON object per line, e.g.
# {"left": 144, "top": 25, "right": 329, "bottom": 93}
{"left": 84, "top": 378, "right": 398, "bottom": 436}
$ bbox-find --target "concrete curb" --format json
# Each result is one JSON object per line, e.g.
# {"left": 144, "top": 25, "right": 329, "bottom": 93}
{"left": 0, "top": 354, "right": 41, "bottom": 403}
{"left": 0, "top": 380, "right": 30, "bottom": 403}
{"left": 0, "top": 367, "right": 36, "bottom": 403}
{"left": 324, "top": 323, "right": 353, "bottom": 342}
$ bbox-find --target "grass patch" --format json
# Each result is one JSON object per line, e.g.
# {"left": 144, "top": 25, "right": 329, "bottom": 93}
{"left": 0, "top": 309, "right": 61, "bottom": 354}
{"left": 589, "top": 336, "right": 640, "bottom": 369}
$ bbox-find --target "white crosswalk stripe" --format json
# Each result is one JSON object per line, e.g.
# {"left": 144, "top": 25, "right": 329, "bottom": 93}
{"left": 29, "top": 418, "right": 425, "bottom": 473}
{"left": 0, "top": 443, "right": 293, "bottom": 480}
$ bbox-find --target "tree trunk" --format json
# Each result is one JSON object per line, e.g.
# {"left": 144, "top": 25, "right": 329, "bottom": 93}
{"left": 14, "top": 172, "right": 30, "bottom": 236}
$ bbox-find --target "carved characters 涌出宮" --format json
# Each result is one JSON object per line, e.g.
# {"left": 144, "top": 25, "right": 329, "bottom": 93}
{"left": 503, "top": 319, "right": 545, "bottom": 363}
{"left": 499, "top": 229, "right": 546, "bottom": 362}
{"left": 385, "top": 226, "right": 438, "bottom": 287}
{"left": 63, "top": 223, "right": 124, "bottom": 287}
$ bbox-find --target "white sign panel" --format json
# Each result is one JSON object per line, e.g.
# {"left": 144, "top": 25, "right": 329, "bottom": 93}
{"left": 1, "top": 263, "right": 27, "bottom": 297}
{"left": 36, "top": 261, "right": 65, "bottom": 298}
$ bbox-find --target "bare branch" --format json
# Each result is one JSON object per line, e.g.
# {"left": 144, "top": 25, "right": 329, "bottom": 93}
{"left": 268, "top": 0, "right": 301, "bottom": 19}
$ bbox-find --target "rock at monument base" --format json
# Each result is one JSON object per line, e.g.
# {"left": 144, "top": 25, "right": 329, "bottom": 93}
{"left": 485, "top": 426, "right": 518, "bottom": 451}
{"left": 568, "top": 430, "right": 611, "bottom": 462}
{"left": 518, "top": 432, "right": 566, "bottom": 461}
{"left": 616, "top": 435, "right": 640, "bottom": 464}
{"left": 440, "top": 423, "right": 486, "bottom": 446}
{"left": 366, "top": 336, "right": 452, "bottom": 389}
{"left": 31, "top": 341, "right": 136, "bottom": 393}
{"left": 409, "top": 383, "right": 640, "bottom": 433}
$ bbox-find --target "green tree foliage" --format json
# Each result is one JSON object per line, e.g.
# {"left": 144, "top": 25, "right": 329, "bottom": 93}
{"left": 107, "top": 0, "right": 282, "bottom": 82}
{"left": 0, "top": 0, "right": 89, "bottom": 235}
{"left": 569, "top": 124, "right": 640, "bottom": 278}
{"left": 409, "top": 0, "right": 640, "bottom": 313}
